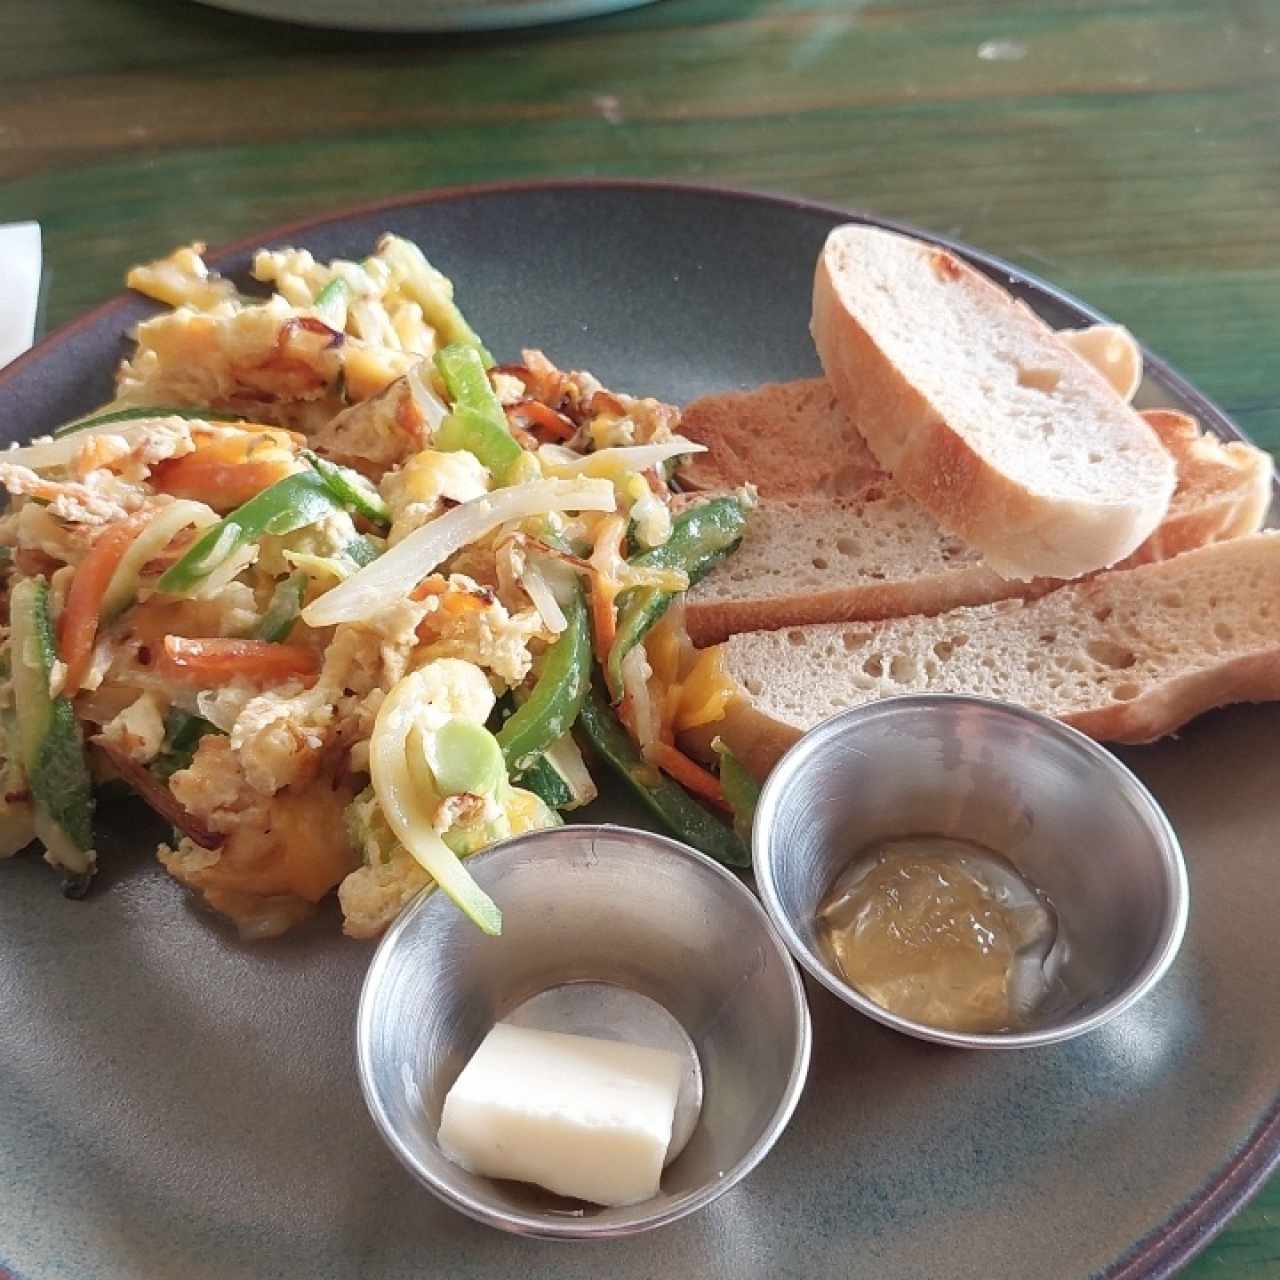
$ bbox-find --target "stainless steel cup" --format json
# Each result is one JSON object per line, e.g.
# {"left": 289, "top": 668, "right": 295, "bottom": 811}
{"left": 357, "top": 824, "right": 811, "bottom": 1236}
{"left": 753, "top": 695, "right": 1189, "bottom": 1049}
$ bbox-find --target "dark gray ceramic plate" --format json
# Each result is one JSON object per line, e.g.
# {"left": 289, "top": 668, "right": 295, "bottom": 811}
{"left": 0, "top": 183, "right": 1276, "bottom": 1280}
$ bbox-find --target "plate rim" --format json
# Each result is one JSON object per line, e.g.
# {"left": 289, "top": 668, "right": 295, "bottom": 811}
{"left": 0, "top": 177, "right": 1274, "bottom": 1280}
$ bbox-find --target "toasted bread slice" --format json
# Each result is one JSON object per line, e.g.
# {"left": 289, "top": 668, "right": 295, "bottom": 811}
{"left": 694, "top": 533, "right": 1280, "bottom": 781}
{"left": 810, "top": 224, "right": 1177, "bottom": 579}
{"left": 678, "top": 383, "right": 1273, "bottom": 645}
{"left": 677, "top": 377, "right": 881, "bottom": 497}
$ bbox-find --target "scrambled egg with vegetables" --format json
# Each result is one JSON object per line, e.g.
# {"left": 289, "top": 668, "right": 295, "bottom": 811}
{"left": 0, "top": 235, "right": 752, "bottom": 940}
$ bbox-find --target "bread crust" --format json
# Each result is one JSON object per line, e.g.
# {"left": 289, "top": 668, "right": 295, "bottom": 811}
{"left": 811, "top": 225, "right": 1177, "bottom": 579}
{"left": 696, "top": 645, "right": 1280, "bottom": 782}
{"left": 692, "top": 533, "right": 1280, "bottom": 781}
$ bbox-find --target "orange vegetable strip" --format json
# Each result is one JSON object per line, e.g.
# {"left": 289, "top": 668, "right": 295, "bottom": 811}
{"left": 158, "top": 636, "right": 319, "bottom": 684}
{"left": 647, "top": 741, "right": 732, "bottom": 813}
{"left": 58, "top": 512, "right": 152, "bottom": 694}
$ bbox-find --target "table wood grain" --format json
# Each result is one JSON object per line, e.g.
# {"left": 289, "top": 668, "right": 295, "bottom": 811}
{"left": 1, "top": 1, "right": 1277, "bottom": 1274}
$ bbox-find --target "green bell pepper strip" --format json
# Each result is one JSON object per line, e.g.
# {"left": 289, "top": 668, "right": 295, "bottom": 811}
{"left": 157, "top": 470, "right": 340, "bottom": 596}
{"left": 434, "top": 344, "right": 523, "bottom": 482}
{"left": 149, "top": 709, "right": 221, "bottom": 782}
{"left": 10, "top": 578, "right": 96, "bottom": 876}
{"left": 496, "top": 584, "right": 591, "bottom": 775}
{"left": 302, "top": 450, "right": 391, "bottom": 527}
{"left": 253, "top": 571, "right": 309, "bottom": 643}
{"left": 577, "top": 685, "right": 749, "bottom": 868}
{"left": 54, "top": 404, "right": 243, "bottom": 438}
{"left": 712, "top": 737, "right": 760, "bottom": 848}
{"left": 605, "top": 496, "right": 748, "bottom": 698}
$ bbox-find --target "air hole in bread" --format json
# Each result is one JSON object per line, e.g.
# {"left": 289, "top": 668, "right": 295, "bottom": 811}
{"left": 939, "top": 537, "right": 966, "bottom": 562}
{"left": 1088, "top": 451, "right": 1104, "bottom": 464}
{"left": 1017, "top": 366, "right": 1062, "bottom": 394}
{"left": 1086, "top": 639, "right": 1136, "bottom": 670}
{"left": 787, "top": 630, "right": 806, "bottom": 646}
{"left": 953, "top": 633, "right": 970, "bottom": 647}
{"left": 863, "top": 655, "right": 884, "bottom": 678}
{"left": 835, "top": 536, "right": 858, "bottom": 556}
{"left": 812, "top": 556, "right": 829, "bottom": 571}
{"left": 890, "top": 655, "right": 916, "bottom": 682}
{"left": 842, "top": 631, "right": 871, "bottom": 651}
{"left": 1039, "top": 630, "right": 1058, "bottom": 644}
{"left": 933, "top": 640, "right": 954, "bottom": 661}
{"left": 744, "top": 677, "right": 763, "bottom": 696}
{"left": 1214, "top": 622, "right": 1235, "bottom": 642}
{"left": 1111, "top": 682, "right": 1140, "bottom": 702}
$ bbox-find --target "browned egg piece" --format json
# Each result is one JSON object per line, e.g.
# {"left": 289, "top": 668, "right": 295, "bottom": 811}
{"left": 816, "top": 836, "right": 1060, "bottom": 1034}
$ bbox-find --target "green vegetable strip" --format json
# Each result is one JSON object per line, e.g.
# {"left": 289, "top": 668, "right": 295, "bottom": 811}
{"left": 606, "top": 496, "right": 748, "bottom": 697}
{"left": 157, "top": 471, "right": 340, "bottom": 596}
{"left": 577, "top": 685, "right": 749, "bottom": 868}
{"left": 712, "top": 738, "right": 761, "bottom": 848}
{"left": 496, "top": 585, "right": 591, "bottom": 774}
{"left": 150, "top": 710, "right": 220, "bottom": 781}
{"left": 434, "top": 344, "right": 523, "bottom": 481}
{"left": 10, "top": 578, "right": 95, "bottom": 866}
{"left": 312, "top": 277, "right": 349, "bottom": 326}
{"left": 253, "top": 571, "right": 308, "bottom": 643}
{"left": 514, "top": 754, "right": 574, "bottom": 810}
{"left": 53, "top": 404, "right": 243, "bottom": 438}
{"left": 302, "top": 450, "right": 390, "bottom": 526}
{"left": 383, "top": 238, "right": 493, "bottom": 366}
{"left": 344, "top": 534, "right": 381, "bottom": 567}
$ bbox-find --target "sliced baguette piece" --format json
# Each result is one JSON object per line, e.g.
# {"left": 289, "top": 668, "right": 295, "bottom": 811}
{"left": 677, "top": 377, "right": 882, "bottom": 497}
{"left": 699, "top": 532, "right": 1280, "bottom": 781}
{"left": 678, "top": 390, "right": 1273, "bottom": 645}
{"left": 811, "top": 224, "right": 1177, "bottom": 579}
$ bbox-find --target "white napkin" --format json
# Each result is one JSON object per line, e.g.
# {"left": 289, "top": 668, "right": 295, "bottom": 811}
{"left": 0, "top": 221, "right": 42, "bottom": 368}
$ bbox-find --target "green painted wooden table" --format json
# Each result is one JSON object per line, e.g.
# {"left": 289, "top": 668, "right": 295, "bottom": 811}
{"left": 1, "top": 0, "right": 1277, "bottom": 1273}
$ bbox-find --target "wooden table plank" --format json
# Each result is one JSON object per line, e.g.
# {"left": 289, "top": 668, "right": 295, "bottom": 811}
{"left": 0, "top": 1, "right": 1277, "bottom": 1272}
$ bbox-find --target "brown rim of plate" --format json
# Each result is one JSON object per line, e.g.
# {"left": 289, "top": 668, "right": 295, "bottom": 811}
{"left": 0, "top": 179, "right": 1275, "bottom": 1280}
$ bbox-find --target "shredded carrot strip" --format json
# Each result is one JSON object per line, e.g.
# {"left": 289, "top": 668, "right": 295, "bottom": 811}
{"left": 158, "top": 636, "right": 319, "bottom": 684}
{"left": 151, "top": 428, "right": 299, "bottom": 511}
{"left": 151, "top": 457, "right": 297, "bottom": 510}
{"left": 58, "top": 511, "right": 152, "bottom": 694}
{"left": 648, "top": 741, "right": 731, "bottom": 812}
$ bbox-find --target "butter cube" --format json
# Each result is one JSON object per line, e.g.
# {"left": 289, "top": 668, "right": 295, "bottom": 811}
{"left": 437, "top": 1022, "right": 684, "bottom": 1207}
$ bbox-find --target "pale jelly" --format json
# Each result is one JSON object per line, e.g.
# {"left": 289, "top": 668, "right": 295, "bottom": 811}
{"left": 437, "top": 1022, "right": 684, "bottom": 1206}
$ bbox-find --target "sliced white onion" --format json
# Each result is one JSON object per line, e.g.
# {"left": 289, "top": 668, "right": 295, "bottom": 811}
{"left": 407, "top": 363, "right": 449, "bottom": 431}
{"left": 536, "top": 437, "right": 706, "bottom": 478}
{"left": 101, "top": 499, "right": 219, "bottom": 620}
{"left": 3, "top": 418, "right": 177, "bottom": 471}
{"left": 302, "top": 477, "right": 616, "bottom": 627}
{"left": 519, "top": 556, "right": 567, "bottom": 634}
{"left": 620, "top": 643, "right": 659, "bottom": 755}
